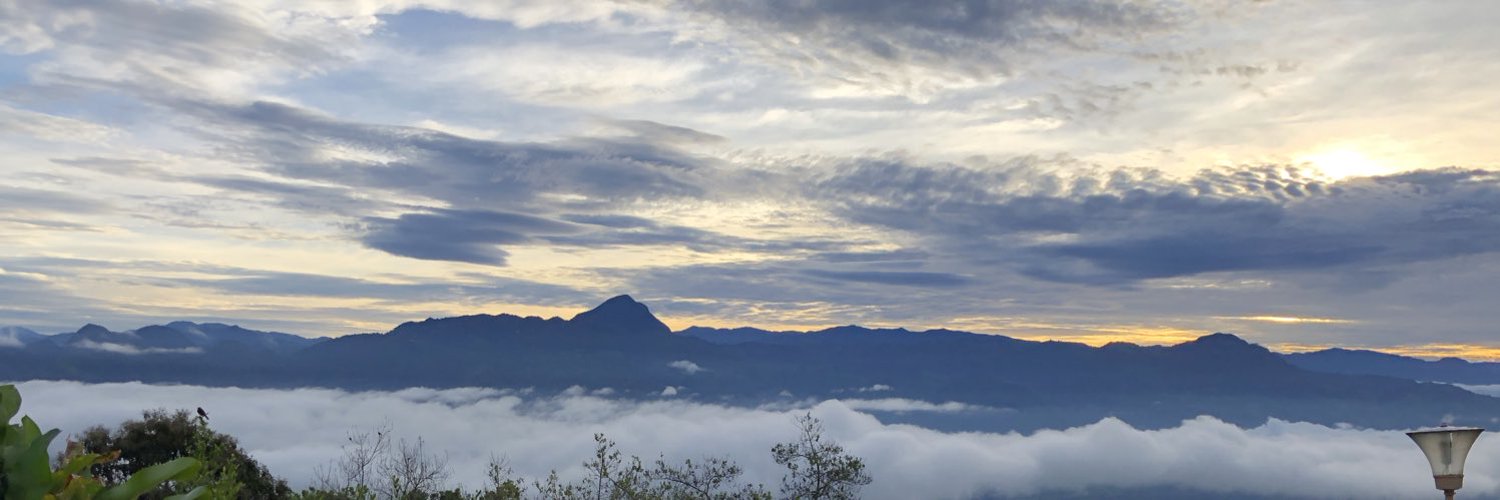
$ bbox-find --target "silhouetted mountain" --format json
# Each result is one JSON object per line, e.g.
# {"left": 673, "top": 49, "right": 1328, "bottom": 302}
{"left": 4, "top": 297, "right": 1498, "bottom": 433}
{"left": 1286, "top": 348, "right": 1500, "bottom": 385}
{"left": 570, "top": 294, "right": 672, "bottom": 337}
{"left": 12, "top": 321, "right": 322, "bottom": 356}
{"left": 162, "top": 321, "right": 323, "bottom": 354}
{"left": 66, "top": 323, "right": 117, "bottom": 344}
{"left": 0, "top": 326, "right": 42, "bottom": 347}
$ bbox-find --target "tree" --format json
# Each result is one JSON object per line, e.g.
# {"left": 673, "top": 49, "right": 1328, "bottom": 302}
{"left": 306, "top": 423, "right": 452, "bottom": 500}
{"left": 580, "top": 433, "right": 645, "bottom": 500}
{"left": 532, "top": 433, "right": 769, "bottom": 500}
{"left": 381, "top": 437, "right": 449, "bottom": 499}
{"left": 770, "top": 414, "right": 870, "bottom": 500}
{"left": 644, "top": 455, "right": 770, "bottom": 500}
{"left": 474, "top": 456, "right": 524, "bottom": 500}
{"left": 72, "top": 408, "right": 290, "bottom": 499}
{"left": 177, "top": 411, "right": 243, "bottom": 499}
{"left": 2, "top": 384, "right": 205, "bottom": 500}
{"left": 311, "top": 424, "right": 390, "bottom": 496}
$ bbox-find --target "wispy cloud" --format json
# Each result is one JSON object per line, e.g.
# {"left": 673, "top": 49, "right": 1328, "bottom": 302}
{"left": 1214, "top": 316, "right": 1357, "bottom": 325}
{"left": 667, "top": 360, "right": 706, "bottom": 374}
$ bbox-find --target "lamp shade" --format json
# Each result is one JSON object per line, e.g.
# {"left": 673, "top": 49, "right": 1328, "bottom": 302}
{"left": 1408, "top": 426, "right": 1483, "bottom": 477}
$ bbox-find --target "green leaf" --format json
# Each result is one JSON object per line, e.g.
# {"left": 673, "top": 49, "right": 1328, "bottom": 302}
{"left": 97, "top": 457, "right": 202, "bottom": 500}
{"left": 4, "top": 428, "right": 61, "bottom": 500}
{"left": 163, "top": 485, "right": 207, "bottom": 500}
{"left": 21, "top": 415, "right": 43, "bottom": 440}
{"left": 0, "top": 384, "right": 19, "bottom": 424}
{"left": 56, "top": 472, "right": 107, "bottom": 500}
{"left": 54, "top": 452, "right": 104, "bottom": 489}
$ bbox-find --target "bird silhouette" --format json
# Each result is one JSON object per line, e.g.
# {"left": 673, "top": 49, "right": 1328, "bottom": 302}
{"left": 197, "top": 407, "right": 208, "bottom": 420}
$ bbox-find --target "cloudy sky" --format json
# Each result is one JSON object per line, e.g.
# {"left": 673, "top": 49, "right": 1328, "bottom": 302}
{"left": 2, "top": 0, "right": 1499, "bottom": 355}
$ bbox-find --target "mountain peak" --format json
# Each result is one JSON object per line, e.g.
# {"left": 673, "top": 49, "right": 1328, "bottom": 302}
{"left": 1187, "top": 332, "right": 1250, "bottom": 346}
{"left": 569, "top": 295, "right": 670, "bottom": 336}
{"left": 600, "top": 294, "right": 641, "bottom": 307}
{"left": 77, "top": 323, "right": 112, "bottom": 336}
{"left": 1171, "top": 333, "right": 1276, "bottom": 359}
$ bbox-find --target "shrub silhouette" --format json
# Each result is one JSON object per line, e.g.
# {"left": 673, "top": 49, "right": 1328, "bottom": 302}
{"left": 0, "top": 384, "right": 204, "bottom": 500}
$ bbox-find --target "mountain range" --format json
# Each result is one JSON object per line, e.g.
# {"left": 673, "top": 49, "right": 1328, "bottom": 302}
{"left": 4, "top": 295, "right": 1498, "bottom": 432}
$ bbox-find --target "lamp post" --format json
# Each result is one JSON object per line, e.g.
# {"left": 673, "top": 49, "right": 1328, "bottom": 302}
{"left": 1407, "top": 425, "right": 1484, "bottom": 500}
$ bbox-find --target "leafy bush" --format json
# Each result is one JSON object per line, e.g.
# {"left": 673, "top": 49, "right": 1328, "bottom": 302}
{"left": 73, "top": 409, "right": 290, "bottom": 499}
{"left": 0, "top": 384, "right": 204, "bottom": 500}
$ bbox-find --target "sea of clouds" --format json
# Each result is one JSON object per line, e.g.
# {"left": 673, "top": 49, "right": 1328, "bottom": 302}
{"left": 9, "top": 380, "right": 1491, "bottom": 499}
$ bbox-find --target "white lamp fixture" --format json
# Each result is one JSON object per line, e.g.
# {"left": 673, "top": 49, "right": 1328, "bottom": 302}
{"left": 1408, "top": 425, "right": 1484, "bottom": 500}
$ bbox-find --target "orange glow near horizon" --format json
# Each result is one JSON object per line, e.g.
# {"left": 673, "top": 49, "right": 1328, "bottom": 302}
{"left": 1213, "top": 315, "right": 1357, "bottom": 325}
{"left": 1358, "top": 344, "right": 1500, "bottom": 362}
{"left": 1265, "top": 343, "right": 1500, "bottom": 362}
{"left": 1006, "top": 328, "right": 1208, "bottom": 347}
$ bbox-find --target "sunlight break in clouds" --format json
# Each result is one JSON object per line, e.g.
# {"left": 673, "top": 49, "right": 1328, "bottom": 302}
{"left": 11, "top": 381, "right": 1490, "bottom": 500}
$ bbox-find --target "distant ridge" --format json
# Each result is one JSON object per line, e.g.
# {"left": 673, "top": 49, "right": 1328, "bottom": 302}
{"left": 1285, "top": 347, "right": 1500, "bottom": 385}
{"left": 4, "top": 295, "right": 1500, "bottom": 433}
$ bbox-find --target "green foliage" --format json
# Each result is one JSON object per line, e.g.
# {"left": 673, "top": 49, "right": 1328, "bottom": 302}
{"left": 73, "top": 409, "right": 290, "bottom": 499}
{"left": 524, "top": 434, "right": 770, "bottom": 500}
{"left": 8, "top": 382, "right": 872, "bottom": 500}
{"left": 477, "top": 458, "right": 524, "bottom": 500}
{"left": 290, "top": 484, "right": 377, "bottom": 500}
{"left": 0, "top": 383, "right": 205, "bottom": 500}
{"left": 771, "top": 414, "right": 871, "bottom": 500}
{"left": 175, "top": 413, "right": 242, "bottom": 499}
{"left": 645, "top": 456, "right": 770, "bottom": 500}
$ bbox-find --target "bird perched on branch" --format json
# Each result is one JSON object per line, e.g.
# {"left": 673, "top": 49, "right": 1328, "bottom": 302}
{"left": 197, "top": 407, "right": 208, "bottom": 420}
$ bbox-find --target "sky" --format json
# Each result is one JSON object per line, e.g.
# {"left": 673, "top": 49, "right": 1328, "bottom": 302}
{"left": 2, "top": 0, "right": 1499, "bottom": 356}
{"left": 15, "top": 380, "right": 1491, "bottom": 499}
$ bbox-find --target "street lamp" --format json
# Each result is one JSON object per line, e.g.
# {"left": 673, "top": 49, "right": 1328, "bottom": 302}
{"left": 1407, "top": 425, "right": 1484, "bottom": 500}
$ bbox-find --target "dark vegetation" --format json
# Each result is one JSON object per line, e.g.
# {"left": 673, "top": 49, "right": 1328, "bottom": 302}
{"left": 73, "top": 409, "right": 291, "bottom": 498}
{"left": 1, "top": 384, "right": 204, "bottom": 500}
{"left": 3, "top": 382, "right": 870, "bottom": 500}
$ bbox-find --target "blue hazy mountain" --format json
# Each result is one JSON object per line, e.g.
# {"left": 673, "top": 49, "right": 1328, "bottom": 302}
{"left": 1285, "top": 348, "right": 1500, "bottom": 385}
{"left": 3, "top": 295, "right": 1496, "bottom": 432}
{"left": 32, "top": 321, "right": 323, "bottom": 354}
{"left": 0, "top": 326, "right": 43, "bottom": 347}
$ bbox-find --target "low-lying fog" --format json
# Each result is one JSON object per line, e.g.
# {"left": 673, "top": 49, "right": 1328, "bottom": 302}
{"left": 11, "top": 381, "right": 1489, "bottom": 499}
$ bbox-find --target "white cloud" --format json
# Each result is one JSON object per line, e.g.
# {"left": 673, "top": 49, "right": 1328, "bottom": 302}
{"left": 70, "top": 340, "right": 203, "bottom": 355}
{"left": 421, "top": 45, "right": 705, "bottom": 107}
{"left": 667, "top": 360, "right": 704, "bottom": 374}
{"left": 1457, "top": 384, "right": 1500, "bottom": 398}
{"left": 0, "top": 104, "right": 118, "bottom": 143}
{"left": 5, "top": 381, "right": 1488, "bottom": 500}
{"left": 838, "top": 398, "right": 984, "bottom": 413}
{"left": 659, "top": 385, "right": 680, "bottom": 397}
{"left": 857, "top": 384, "right": 892, "bottom": 392}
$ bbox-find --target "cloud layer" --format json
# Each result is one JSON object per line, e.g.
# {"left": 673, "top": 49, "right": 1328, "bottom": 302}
{"left": 2, "top": 0, "right": 1500, "bottom": 354}
{"left": 11, "top": 381, "right": 1493, "bottom": 499}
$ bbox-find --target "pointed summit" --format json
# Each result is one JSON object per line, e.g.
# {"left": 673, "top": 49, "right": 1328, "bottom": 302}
{"left": 62, "top": 323, "right": 120, "bottom": 345}
{"left": 569, "top": 295, "right": 671, "bottom": 336}
{"left": 76, "top": 323, "right": 112, "bottom": 337}
{"left": 1185, "top": 332, "right": 1251, "bottom": 347}
{"left": 1171, "top": 332, "right": 1275, "bottom": 360}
